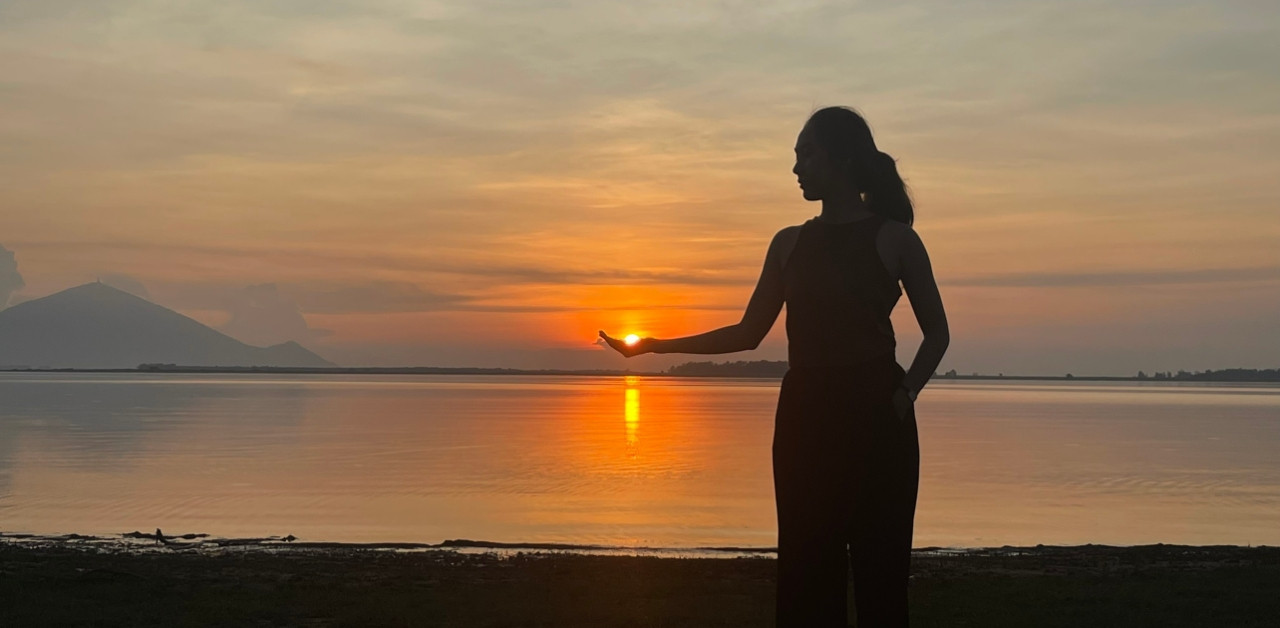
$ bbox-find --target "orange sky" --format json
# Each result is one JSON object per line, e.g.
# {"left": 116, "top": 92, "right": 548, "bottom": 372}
{"left": 2, "top": 1, "right": 1278, "bottom": 374}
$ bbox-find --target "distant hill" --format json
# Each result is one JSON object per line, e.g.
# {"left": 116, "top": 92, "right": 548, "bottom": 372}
{"left": 664, "top": 360, "right": 790, "bottom": 378}
{"left": 0, "top": 282, "right": 333, "bottom": 369}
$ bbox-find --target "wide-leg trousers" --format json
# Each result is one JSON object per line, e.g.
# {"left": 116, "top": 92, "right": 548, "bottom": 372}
{"left": 772, "top": 359, "right": 920, "bottom": 628}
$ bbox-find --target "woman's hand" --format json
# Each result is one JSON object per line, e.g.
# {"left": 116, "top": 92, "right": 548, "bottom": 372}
{"left": 598, "top": 331, "right": 655, "bottom": 358}
{"left": 891, "top": 386, "right": 915, "bottom": 423}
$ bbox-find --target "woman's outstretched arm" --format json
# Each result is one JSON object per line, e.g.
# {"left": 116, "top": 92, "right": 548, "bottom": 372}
{"left": 898, "top": 228, "right": 950, "bottom": 396}
{"left": 600, "top": 228, "right": 792, "bottom": 357}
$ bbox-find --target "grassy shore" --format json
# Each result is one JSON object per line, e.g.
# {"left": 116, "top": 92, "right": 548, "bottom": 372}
{"left": 3, "top": 539, "right": 1279, "bottom": 627}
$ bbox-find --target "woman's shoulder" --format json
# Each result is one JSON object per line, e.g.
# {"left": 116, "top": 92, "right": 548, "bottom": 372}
{"left": 770, "top": 223, "right": 806, "bottom": 248}
{"left": 877, "top": 216, "right": 914, "bottom": 234}
{"left": 767, "top": 223, "right": 806, "bottom": 272}
{"left": 875, "top": 219, "right": 928, "bottom": 274}
{"left": 774, "top": 222, "right": 806, "bottom": 238}
{"left": 876, "top": 218, "right": 921, "bottom": 246}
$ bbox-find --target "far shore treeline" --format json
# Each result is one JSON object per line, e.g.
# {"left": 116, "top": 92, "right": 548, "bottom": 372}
{"left": 666, "top": 362, "right": 1280, "bottom": 382}
{"left": 3, "top": 362, "right": 1278, "bottom": 383}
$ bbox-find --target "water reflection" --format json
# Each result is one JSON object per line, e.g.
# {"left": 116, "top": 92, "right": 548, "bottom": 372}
{"left": 0, "top": 373, "right": 781, "bottom": 547}
{"left": 624, "top": 376, "right": 640, "bottom": 453}
{"left": 0, "top": 373, "right": 307, "bottom": 538}
{"left": 3, "top": 374, "right": 1279, "bottom": 548}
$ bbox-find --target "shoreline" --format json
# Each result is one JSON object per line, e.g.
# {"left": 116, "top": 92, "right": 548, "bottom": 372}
{"left": 4, "top": 535, "right": 1279, "bottom": 627}
{"left": 4, "top": 367, "right": 1280, "bottom": 384}
{"left": 7, "top": 530, "right": 1274, "bottom": 558}
{"left": 0, "top": 531, "right": 780, "bottom": 559}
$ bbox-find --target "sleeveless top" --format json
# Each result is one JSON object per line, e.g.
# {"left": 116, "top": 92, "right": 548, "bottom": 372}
{"left": 783, "top": 215, "right": 902, "bottom": 368}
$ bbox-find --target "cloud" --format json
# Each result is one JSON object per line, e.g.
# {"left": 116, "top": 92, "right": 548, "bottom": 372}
{"left": 285, "top": 280, "right": 465, "bottom": 314}
{"left": 156, "top": 277, "right": 738, "bottom": 315}
{"left": 220, "top": 283, "right": 331, "bottom": 348}
{"left": 947, "top": 266, "right": 1280, "bottom": 288}
{"left": 0, "top": 244, "right": 24, "bottom": 307}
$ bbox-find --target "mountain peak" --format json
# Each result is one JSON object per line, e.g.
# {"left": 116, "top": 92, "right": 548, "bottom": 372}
{"left": 0, "top": 283, "right": 333, "bottom": 368}
{"left": 45, "top": 281, "right": 147, "bottom": 303}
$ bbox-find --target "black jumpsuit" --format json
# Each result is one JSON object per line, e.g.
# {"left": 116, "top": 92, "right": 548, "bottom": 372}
{"left": 773, "top": 215, "right": 920, "bottom": 627}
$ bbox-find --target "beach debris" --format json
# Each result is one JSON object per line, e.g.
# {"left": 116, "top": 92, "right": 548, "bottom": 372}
{"left": 122, "top": 531, "right": 210, "bottom": 541}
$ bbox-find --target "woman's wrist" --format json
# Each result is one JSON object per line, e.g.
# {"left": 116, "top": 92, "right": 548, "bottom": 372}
{"left": 900, "top": 385, "right": 918, "bottom": 402}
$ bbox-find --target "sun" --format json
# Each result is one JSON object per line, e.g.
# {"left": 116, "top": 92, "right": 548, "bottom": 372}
{"left": 624, "top": 334, "right": 641, "bottom": 346}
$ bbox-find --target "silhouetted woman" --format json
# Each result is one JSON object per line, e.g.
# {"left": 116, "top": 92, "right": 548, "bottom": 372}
{"left": 601, "top": 106, "right": 949, "bottom": 627}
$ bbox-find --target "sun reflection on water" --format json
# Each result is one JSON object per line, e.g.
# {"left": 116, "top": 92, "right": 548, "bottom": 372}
{"left": 624, "top": 376, "right": 640, "bottom": 453}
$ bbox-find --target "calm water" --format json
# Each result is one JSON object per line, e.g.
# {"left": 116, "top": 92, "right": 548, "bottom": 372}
{"left": 2, "top": 372, "right": 1278, "bottom": 548}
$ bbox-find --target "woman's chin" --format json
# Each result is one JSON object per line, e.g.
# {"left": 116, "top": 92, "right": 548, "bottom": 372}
{"left": 801, "top": 189, "right": 822, "bottom": 201}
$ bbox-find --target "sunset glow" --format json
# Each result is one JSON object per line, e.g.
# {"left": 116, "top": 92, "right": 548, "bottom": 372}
{"left": 624, "top": 334, "right": 641, "bottom": 347}
{"left": 1, "top": 1, "right": 1276, "bottom": 376}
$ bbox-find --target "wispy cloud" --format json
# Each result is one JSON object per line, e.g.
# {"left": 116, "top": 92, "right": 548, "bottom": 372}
{"left": 949, "top": 266, "right": 1280, "bottom": 288}
{"left": 0, "top": 244, "right": 24, "bottom": 307}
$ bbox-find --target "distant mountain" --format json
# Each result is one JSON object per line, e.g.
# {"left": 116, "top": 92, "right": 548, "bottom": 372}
{"left": 0, "top": 282, "right": 333, "bottom": 369}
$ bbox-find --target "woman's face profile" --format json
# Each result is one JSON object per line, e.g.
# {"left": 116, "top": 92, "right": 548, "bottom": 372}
{"left": 793, "top": 125, "right": 836, "bottom": 201}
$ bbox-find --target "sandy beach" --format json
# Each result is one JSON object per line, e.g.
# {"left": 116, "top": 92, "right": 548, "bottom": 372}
{"left": 3, "top": 534, "right": 1279, "bottom": 627}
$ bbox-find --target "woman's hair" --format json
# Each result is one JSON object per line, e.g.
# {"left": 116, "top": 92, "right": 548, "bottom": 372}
{"left": 804, "top": 106, "right": 914, "bottom": 225}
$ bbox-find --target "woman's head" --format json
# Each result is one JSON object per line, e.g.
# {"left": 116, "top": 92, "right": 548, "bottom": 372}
{"left": 793, "top": 106, "right": 914, "bottom": 225}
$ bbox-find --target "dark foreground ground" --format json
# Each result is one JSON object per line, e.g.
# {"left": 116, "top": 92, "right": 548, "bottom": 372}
{"left": 3, "top": 540, "right": 1279, "bottom": 627}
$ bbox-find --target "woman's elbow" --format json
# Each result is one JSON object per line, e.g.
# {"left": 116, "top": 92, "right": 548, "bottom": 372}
{"left": 738, "top": 325, "right": 767, "bottom": 352}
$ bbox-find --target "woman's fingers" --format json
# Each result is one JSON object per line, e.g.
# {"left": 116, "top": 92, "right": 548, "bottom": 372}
{"left": 598, "top": 330, "right": 628, "bottom": 355}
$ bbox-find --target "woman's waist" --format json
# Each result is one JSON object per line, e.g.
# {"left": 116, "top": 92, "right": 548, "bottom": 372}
{"left": 784, "top": 352, "right": 901, "bottom": 375}
{"left": 779, "top": 354, "right": 905, "bottom": 399}
{"left": 786, "top": 335, "right": 898, "bottom": 366}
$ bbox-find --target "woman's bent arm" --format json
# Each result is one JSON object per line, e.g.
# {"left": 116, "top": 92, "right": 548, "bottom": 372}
{"left": 653, "top": 230, "right": 787, "bottom": 354}
{"left": 603, "top": 229, "right": 788, "bottom": 357}
{"left": 898, "top": 228, "right": 950, "bottom": 395}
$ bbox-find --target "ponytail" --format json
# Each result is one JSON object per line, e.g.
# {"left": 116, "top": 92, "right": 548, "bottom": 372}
{"left": 866, "top": 150, "right": 913, "bottom": 226}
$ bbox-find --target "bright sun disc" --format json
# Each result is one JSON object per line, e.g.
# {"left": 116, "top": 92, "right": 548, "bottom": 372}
{"left": 624, "top": 334, "right": 641, "bottom": 346}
